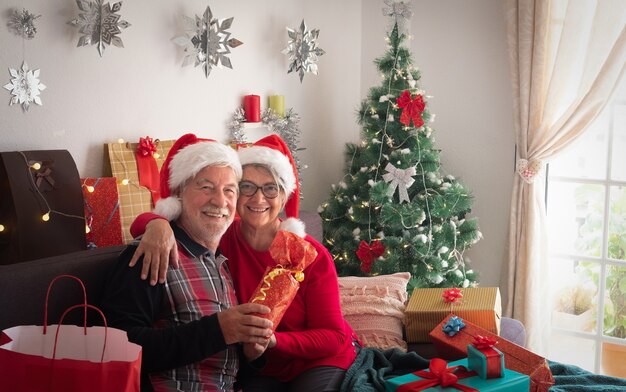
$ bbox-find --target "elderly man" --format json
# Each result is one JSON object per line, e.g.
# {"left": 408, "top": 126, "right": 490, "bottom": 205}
{"left": 102, "top": 134, "right": 273, "bottom": 392}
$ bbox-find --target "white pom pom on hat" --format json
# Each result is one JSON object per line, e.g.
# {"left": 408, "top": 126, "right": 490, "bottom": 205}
{"left": 153, "top": 133, "right": 242, "bottom": 221}
{"left": 279, "top": 217, "right": 306, "bottom": 238}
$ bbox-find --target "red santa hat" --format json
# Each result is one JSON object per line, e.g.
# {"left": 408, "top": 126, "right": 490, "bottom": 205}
{"left": 153, "top": 133, "right": 242, "bottom": 221}
{"left": 238, "top": 135, "right": 304, "bottom": 235}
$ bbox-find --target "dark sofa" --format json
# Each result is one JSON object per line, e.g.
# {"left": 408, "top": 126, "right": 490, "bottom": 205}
{"left": 0, "top": 211, "right": 525, "bottom": 353}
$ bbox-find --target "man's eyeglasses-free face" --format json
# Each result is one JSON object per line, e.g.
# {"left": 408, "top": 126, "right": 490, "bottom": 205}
{"left": 239, "top": 181, "right": 280, "bottom": 199}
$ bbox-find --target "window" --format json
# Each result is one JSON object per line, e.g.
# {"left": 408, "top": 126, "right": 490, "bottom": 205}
{"left": 546, "top": 74, "right": 626, "bottom": 376}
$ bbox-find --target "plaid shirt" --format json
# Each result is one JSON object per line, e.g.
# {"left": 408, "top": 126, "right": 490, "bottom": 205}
{"left": 150, "top": 224, "right": 239, "bottom": 392}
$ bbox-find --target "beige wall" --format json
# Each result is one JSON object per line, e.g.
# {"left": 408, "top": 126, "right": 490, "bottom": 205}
{"left": 1, "top": 0, "right": 513, "bottom": 287}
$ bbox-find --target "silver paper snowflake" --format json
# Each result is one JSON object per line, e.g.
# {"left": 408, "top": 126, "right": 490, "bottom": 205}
{"left": 282, "top": 20, "right": 325, "bottom": 83}
{"left": 4, "top": 62, "right": 46, "bottom": 112}
{"left": 8, "top": 8, "right": 41, "bottom": 39}
{"left": 382, "top": 0, "right": 413, "bottom": 34}
{"left": 68, "top": 0, "right": 131, "bottom": 57}
{"left": 172, "top": 6, "right": 243, "bottom": 78}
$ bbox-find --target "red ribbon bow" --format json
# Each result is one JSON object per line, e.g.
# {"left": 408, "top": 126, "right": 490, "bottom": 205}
{"left": 355, "top": 240, "right": 385, "bottom": 273}
{"left": 135, "top": 136, "right": 160, "bottom": 205}
{"left": 136, "top": 136, "right": 157, "bottom": 157}
{"left": 442, "top": 288, "right": 463, "bottom": 304}
{"left": 472, "top": 335, "right": 498, "bottom": 350}
{"left": 396, "top": 90, "right": 425, "bottom": 127}
{"left": 397, "top": 358, "right": 478, "bottom": 392}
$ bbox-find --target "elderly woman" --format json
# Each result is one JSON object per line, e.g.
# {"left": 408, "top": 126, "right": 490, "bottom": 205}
{"left": 130, "top": 135, "right": 358, "bottom": 392}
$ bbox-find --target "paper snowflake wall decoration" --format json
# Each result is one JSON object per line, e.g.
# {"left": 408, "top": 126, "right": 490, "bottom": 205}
{"left": 283, "top": 20, "right": 325, "bottom": 82}
{"left": 172, "top": 6, "right": 243, "bottom": 78}
{"left": 68, "top": 0, "right": 131, "bottom": 57}
{"left": 8, "top": 8, "right": 41, "bottom": 39}
{"left": 4, "top": 62, "right": 46, "bottom": 112}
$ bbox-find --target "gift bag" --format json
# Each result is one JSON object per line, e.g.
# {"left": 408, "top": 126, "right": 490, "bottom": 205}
{"left": 0, "top": 275, "right": 142, "bottom": 392}
{"left": 249, "top": 230, "right": 317, "bottom": 328}
{"left": 106, "top": 138, "right": 175, "bottom": 243}
{"left": 0, "top": 150, "right": 86, "bottom": 264}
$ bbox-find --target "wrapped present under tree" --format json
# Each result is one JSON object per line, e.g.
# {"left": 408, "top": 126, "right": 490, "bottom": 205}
{"left": 405, "top": 287, "right": 501, "bottom": 343}
{"left": 430, "top": 314, "right": 554, "bottom": 392}
{"left": 385, "top": 357, "right": 529, "bottom": 391}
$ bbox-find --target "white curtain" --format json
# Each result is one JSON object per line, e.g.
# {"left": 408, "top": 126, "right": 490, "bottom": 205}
{"left": 503, "top": 0, "right": 626, "bottom": 354}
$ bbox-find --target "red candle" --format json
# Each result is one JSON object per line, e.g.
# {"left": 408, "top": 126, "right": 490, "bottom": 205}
{"left": 243, "top": 95, "right": 261, "bottom": 122}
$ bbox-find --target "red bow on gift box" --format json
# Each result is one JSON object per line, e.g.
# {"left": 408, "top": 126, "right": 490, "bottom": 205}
{"left": 397, "top": 358, "right": 478, "bottom": 392}
{"left": 136, "top": 136, "right": 157, "bottom": 157}
{"left": 134, "top": 136, "right": 161, "bottom": 204}
{"left": 443, "top": 288, "right": 463, "bottom": 304}
{"left": 396, "top": 90, "right": 425, "bottom": 127}
{"left": 356, "top": 240, "right": 385, "bottom": 273}
{"left": 472, "top": 335, "right": 498, "bottom": 350}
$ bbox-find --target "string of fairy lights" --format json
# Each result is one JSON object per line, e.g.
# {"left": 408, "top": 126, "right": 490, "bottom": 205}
{"left": 0, "top": 139, "right": 162, "bottom": 236}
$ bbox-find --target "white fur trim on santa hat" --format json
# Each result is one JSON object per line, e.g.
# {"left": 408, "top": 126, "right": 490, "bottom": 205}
{"left": 238, "top": 146, "right": 296, "bottom": 196}
{"left": 279, "top": 218, "right": 306, "bottom": 238}
{"left": 153, "top": 196, "right": 182, "bottom": 221}
{"left": 169, "top": 141, "right": 242, "bottom": 192}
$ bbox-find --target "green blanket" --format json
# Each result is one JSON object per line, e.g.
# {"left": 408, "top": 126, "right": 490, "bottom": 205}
{"left": 340, "top": 348, "right": 626, "bottom": 391}
{"left": 548, "top": 360, "right": 626, "bottom": 391}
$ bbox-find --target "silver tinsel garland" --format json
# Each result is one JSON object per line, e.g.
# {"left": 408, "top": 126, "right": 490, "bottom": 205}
{"left": 228, "top": 107, "right": 306, "bottom": 196}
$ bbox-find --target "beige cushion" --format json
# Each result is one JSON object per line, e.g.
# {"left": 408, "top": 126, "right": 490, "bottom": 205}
{"left": 338, "top": 272, "right": 411, "bottom": 351}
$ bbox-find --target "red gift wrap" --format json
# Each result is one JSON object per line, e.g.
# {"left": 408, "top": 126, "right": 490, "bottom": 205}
{"left": 430, "top": 314, "right": 554, "bottom": 392}
{"left": 82, "top": 177, "right": 123, "bottom": 248}
{"left": 248, "top": 230, "right": 317, "bottom": 328}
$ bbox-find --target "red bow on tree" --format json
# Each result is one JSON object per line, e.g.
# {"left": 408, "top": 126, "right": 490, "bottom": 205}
{"left": 396, "top": 90, "right": 425, "bottom": 127}
{"left": 136, "top": 136, "right": 157, "bottom": 157}
{"left": 442, "top": 288, "right": 463, "bottom": 304}
{"left": 355, "top": 240, "right": 385, "bottom": 273}
{"left": 472, "top": 335, "right": 498, "bottom": 350}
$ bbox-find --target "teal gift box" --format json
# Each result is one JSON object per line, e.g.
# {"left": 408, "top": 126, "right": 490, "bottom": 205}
{"left": 467, "top": 344, "right": 505, "bottom": 379}
{"left": 385, "top": 358, "right": 530, "bottom": 391}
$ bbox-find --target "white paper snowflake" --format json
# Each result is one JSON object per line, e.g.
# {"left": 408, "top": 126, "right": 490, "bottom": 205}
{"left": 68, "top": 0, "right": 131, "bottom": 57}
{"left": 282, "top": 20, "right": 325, "bottom": 82}
{"left": 4, "top": 62, "right": 46, "bottom": 112}
{"left": 172, "top": 6, "right": 243, "bottom": 78}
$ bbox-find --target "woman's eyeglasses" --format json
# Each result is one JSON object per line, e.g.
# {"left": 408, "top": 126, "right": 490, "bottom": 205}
{"left": 239, "top": 181, "right": 280, "bottom": 199}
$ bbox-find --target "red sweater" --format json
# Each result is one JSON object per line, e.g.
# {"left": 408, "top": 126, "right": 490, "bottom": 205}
{"left": 130, "top": 215, "right": 357, "bottom": 381}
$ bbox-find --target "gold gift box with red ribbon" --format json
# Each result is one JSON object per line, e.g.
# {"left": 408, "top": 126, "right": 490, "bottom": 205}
{"left": 105, "top": 138, "right": 175, "bottom": 243}
{"left": 248, "top": 230, "right": 317, "bottom": 329}
{"left": 405, "top": 287, "right": 501, "bottom": 343}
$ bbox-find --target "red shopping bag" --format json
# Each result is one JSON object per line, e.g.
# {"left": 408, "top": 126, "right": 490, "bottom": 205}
{"left": 0, "top": 275, "right": 142, "bottom": 392}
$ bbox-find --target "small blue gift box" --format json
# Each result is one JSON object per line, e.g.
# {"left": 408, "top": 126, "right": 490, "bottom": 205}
{"left": 467, "top": 343, "right": 505, "bottom": 379}
{"left": 385, "top": 358, "right": 529, "bottom": 391}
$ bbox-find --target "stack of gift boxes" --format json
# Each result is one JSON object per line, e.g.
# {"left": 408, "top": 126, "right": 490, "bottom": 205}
{"left": 390, "top": 287, "right": 554, "bottom": 391}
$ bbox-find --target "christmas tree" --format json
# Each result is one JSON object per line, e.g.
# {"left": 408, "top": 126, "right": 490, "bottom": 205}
{"left": 318, "top": 21, "right": 482, "bottom": 292}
